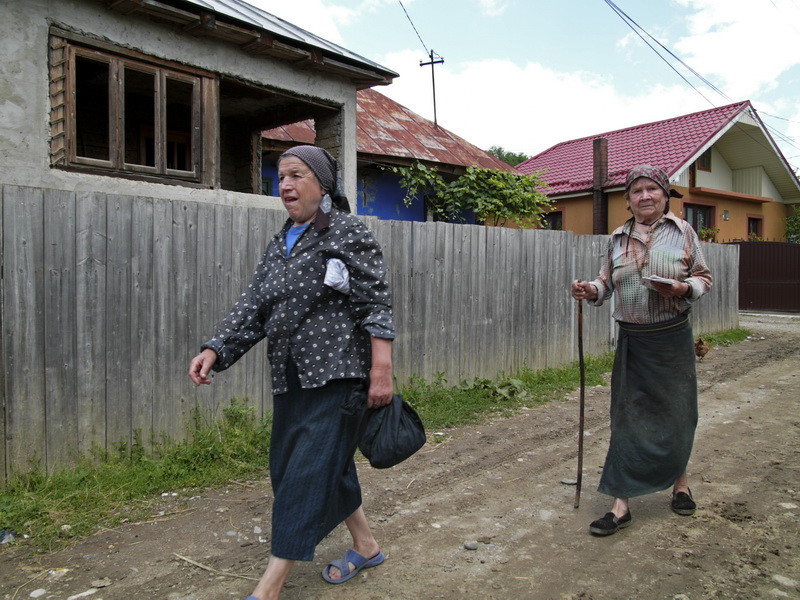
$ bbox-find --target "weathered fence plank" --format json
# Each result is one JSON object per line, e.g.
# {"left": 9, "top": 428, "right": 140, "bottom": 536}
{"left": 170, "top": 200, "right": 199, "bottom": 439}
{"left": 152, "top": 199, "right": 176, "bottom": 442}
{"left": 131, "top": 197, "right": 155, "bottom": 448}
{"left": 0, "top": 186, "right": 5, "bottom": 479}
{"left": 76, "top": 192, "right": 108, "bottom": 457}
{"left": 44, "top": 189, "right": 78, "bottom": 468}
{"left": 106, "top": 196, "right": 134, "bottom": 449}
{"left": 3, "top": 186, "right": 47, "bottom": 474}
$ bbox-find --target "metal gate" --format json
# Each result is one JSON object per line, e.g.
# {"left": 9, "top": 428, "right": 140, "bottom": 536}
{"left": 728, "top": 241, "right": 800, "bottom": 312}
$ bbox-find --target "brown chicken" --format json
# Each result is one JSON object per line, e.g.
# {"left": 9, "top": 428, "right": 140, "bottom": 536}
{"left": 695, "top": 338, "right": 709, "bottom": 360}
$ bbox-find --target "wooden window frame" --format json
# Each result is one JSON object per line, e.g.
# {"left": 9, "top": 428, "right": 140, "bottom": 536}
{"left": 683, "top": 202, "right": 715, "bottom": 233}
{"left": 696, "top": 148, "right": 712, "bottom": 172}
{"left": 543, "top": 210, "right": 563, "bottom": 231}
{"left": 50, "top": 31, "right": 217, "bottom": 187}
{"left": 747, "top": 215, "right": 763, "bottom": 238}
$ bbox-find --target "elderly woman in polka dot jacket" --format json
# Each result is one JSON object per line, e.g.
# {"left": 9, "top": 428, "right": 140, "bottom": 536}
{"left": 189, "top": 145, "right": 395, "bottom": 600}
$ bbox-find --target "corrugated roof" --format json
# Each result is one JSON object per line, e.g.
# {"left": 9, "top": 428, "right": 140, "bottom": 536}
{"left": 185, "top": 0, "right": 395, "bottom": 76}
{"left": 118, "top": 0, "right": 397, "bottom": 84}
{"left": 516, "top": 101, "right": 775, "bottom": 196}
{"left": 263, "top": 88, "right": 515, "bottom": 171}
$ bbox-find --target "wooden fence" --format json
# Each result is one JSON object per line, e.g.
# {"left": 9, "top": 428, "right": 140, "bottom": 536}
{"left": 0, "top": 185, "right": 740, "bottom": 480}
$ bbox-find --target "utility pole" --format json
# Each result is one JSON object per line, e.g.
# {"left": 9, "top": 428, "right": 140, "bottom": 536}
{"left": 420, "top": 49, "right": 444, "bottom": 127}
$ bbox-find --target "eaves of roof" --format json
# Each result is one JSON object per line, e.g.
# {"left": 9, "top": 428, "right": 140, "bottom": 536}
{"left": 517, "top": 101, "right": 800, "bottom": 201}
{"left": 103, "top": 0, "right": 397, "bottom": 88}
{"left": 262, "top": 88, "right": 516, "bottom": 172}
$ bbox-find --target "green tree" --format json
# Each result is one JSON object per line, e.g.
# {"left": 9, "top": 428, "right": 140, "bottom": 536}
{"left": 786, "top": 204, "right": 800, "bottom": 243}
{"left": 486, "top": 145, "right": 531, "bottom": 167}
{"left": 384, "top": 161, "right": 552, "bottom": 228}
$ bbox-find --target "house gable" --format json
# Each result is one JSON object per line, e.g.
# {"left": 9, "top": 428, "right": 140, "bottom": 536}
{"left": 518, "top": 101, "right": 800, "bottom": 240}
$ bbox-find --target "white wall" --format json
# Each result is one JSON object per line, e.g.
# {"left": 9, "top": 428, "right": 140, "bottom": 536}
{"left": 0, "top": 0, "right": 360, "bottom": 208}
{"left": 695, "top": 147, "right": 733, "bottom": 190}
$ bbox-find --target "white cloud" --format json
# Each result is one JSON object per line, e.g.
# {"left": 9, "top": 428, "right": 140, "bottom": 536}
{"left": 476, "top": 0, "right": 509, "bottom": 17}
{"left": 375, "top": 51, "right": 711, "bottom": 156}
{"left": 246, "top": 0, "right": 353, "bottom": 43}
{"left": 673, "top": 0, "right": 800, "bottom": 99}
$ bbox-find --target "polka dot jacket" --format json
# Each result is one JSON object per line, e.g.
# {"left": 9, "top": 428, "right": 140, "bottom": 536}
{"left": 201, "top": 207, "right": 395, "bottom": 394}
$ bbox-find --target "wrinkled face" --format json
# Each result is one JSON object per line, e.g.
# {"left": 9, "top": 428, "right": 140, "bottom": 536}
{"left": 278, "top": 156, "right": 324, "bottom": 225}
{"left": 627, "top": 177, "right": 668, "bottom": 224}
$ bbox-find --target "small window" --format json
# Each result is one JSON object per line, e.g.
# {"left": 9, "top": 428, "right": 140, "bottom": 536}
{"left": 684, "top": 203, "right": 713, "bottom": 234}
{"left": 748, "top": 217, "right": 762, "bottom": 240}
{"left": 543, "top": 211, "right": 563, "bottom": 230}
{"left": 52, "top": 36, "right": 209, "bottom": 183}
{"left": 696, "top": 148, "right": 712, "bottom": 172}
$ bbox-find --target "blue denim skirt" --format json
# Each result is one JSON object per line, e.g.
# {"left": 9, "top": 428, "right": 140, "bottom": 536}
{"left": 269, "top": 361, "right": 367, "bottom": 560}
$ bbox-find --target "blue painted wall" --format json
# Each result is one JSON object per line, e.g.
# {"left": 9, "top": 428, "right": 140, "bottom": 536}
{"left": 262, "top": 160, "right": 475, "bottom": 224}
{"left": 357, "top": 170, "right": 424, "bottom": 221}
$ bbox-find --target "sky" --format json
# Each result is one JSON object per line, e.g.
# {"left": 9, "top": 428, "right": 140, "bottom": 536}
{"left": 247, "top": 0, "right": 800, "bottom": 171}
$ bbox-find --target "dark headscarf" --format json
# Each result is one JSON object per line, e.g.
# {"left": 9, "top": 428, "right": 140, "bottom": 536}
{"left": 279, "top": 145, "right": 351, "bottom": 213}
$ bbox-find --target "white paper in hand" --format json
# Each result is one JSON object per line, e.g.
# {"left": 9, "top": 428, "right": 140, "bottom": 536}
{"left": 642, "top": 275, "right": 674, "bottom": 290}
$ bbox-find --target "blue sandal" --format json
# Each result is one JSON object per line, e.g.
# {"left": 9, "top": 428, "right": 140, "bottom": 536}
{"left": 321, "top": 549, "right": 385, "bottom": 584}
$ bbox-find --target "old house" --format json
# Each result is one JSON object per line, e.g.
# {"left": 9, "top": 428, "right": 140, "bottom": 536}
{"left": 517, "top": 101, "right": 800, "bottom": 240}
{"left": 261, "top": 88, "right": 514, "bottom": 222}
{"left": 1, "top": 0, "right": 396, "bottom": 206}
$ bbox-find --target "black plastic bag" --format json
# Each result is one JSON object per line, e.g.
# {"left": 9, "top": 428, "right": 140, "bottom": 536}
{"left": 358, "top": 394, "right": 426, "bottom": 468}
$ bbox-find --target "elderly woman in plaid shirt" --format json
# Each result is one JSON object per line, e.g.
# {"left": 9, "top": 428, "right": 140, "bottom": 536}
{"left": 571, "top": 165, "right": 712, "bottom": 536}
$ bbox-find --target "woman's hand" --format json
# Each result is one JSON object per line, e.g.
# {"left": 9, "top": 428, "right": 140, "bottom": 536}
{"left": 368, "top": 337, "right": 394, "bottom": 409}
{"left": 571, "top": 279, "right": 598, "bottom": 301}
{"left": 189, "top": 349, "right": 218, "bottom": 385}
{"left": 650, "top": 279, "right": 691, "bottom": 299}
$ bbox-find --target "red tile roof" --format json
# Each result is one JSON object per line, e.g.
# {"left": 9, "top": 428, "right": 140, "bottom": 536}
{"left": 516, "top": 101, "right": 752, "bottom": 196}
{"left": 262, "top": 88, "right": 514, "bottom": 171}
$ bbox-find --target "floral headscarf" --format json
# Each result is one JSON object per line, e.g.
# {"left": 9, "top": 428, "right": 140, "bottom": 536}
{"left": 625, "top": 165, "right": 683, "bottom": 199}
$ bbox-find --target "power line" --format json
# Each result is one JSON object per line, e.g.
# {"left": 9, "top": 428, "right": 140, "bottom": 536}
{"left": 603, "top": 0, "right": 800, "bottom": 170}
{"left": 603, "top": 0, "right": 724, "bottom": 106}
{"left": 761, "top": 111, "right": 800, "bottom": 125}
{"left": 398, "top": 0, "right": 429, "bottom": 55}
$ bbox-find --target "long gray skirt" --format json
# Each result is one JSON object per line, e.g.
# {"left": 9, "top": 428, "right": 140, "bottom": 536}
{"left": 597, "top": 312, "right": 698, "bottom": 498}
{"left": 269, "top": 361, "right": 367, "bottom": 560}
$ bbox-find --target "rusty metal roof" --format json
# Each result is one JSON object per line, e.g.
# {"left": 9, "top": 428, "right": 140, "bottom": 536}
{"left": 263, "top": 88, "right": 514, "bottom": 172}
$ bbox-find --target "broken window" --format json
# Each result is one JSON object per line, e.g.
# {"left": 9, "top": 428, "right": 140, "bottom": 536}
{"left": 50, "top": 29, "right": 343, "bottom": 195}
{"left": 51, "top": 34, "right": 210, "bottom": 184}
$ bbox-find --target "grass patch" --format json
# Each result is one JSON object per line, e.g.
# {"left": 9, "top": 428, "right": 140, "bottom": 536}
{"left": 402, "top": 353, "right": 615, "bottom": 432}
{"left": 0, "top": 399, "right": 270, "bottom": 552}
{"left": 699, "top": 328, "right": 751, "bottom": 347}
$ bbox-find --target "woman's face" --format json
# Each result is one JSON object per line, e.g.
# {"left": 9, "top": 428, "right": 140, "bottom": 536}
{"left": 627, "top": 177, "right": 668, "bottom": 224}
{"left": 278, "top": 156, "right": 325, "bottom": 225}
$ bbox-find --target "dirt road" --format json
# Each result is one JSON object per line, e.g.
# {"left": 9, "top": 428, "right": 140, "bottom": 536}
{"left": 2, "top": 313, "right": 799, "bottom": 600}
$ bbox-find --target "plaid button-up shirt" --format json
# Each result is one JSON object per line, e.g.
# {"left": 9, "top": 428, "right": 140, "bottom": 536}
{"left": 589, "top": 212, "right": 712, "bottom": 324}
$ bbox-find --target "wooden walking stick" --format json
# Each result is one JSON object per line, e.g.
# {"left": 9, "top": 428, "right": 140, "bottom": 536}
{"left": 574, "top": 299, "right": 585, "bottom": 509}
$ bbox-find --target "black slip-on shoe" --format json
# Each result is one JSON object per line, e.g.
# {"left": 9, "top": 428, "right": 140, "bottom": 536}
{"left": 671, "top": 490, "right": 697, "bottom": 515}
{"left": 589, "top": 510, "right": 632, "bottom": 536}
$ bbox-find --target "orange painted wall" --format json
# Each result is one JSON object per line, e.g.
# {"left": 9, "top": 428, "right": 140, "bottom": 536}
{"left": 553, "top": 187, "right": 790, "bottom": 241}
